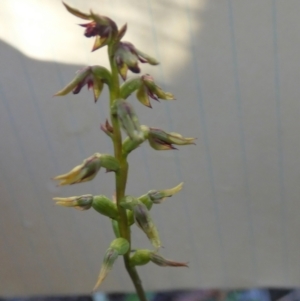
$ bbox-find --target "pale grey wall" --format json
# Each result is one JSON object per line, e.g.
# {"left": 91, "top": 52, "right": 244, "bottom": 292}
{"left": 1, "top": 0, "right": 300, "bottom": 296}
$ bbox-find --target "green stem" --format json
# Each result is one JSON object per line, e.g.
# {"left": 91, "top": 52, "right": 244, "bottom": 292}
{"left": 108, "top": 44, "right": 148, "bottom": 301}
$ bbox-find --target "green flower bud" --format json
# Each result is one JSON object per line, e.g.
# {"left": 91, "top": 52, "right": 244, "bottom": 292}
{"left": 130, "top": 249, "right": 151, "bottom": 267}
{"left": 133, "top": 202, "right": 161, "bottom": 249}
{"left": 114, "top": 99, "right": 144, "bottom": 141}
{"left": 92, "top": 195, "right": 119, "bottom": 220}
{"left": 93, "top": 248, "right": 118, "bottom": 291}
{"left": 53, "top": 194, "right": 93, "bottom": 211}
{"left": 93, "top": 238, "right": 130, "bottom": 291}
{"left": 121, "top": 197, "right": 161, "bottom": 248}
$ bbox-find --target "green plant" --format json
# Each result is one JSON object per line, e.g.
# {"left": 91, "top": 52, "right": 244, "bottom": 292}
{"left": 52, "top": 3, "right": 195, "bottom": 300}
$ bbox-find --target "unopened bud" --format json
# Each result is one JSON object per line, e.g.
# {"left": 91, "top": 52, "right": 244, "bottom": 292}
{"left": 92, "top": 195, "right": 119, "bottom": 220}
{"left": 133, "top": 202, "right": 161, "bottom": 249}
{"left": 93, "top": 238, "right": 130, "bottom": 291}
{"left": 114, "top": 99, "right": 144, "bottom": 141}
{"left": 130, "top": 249, "right": 151, "bottom": 267}
{"left": 53, "top": 194, "right": 93, "bottom": 211}
{"left": 93, "top": 249, "right": 118, "bottom": 291}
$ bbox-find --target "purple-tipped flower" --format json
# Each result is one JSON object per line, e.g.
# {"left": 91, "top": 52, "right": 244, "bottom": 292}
{"left": 143, "top": 127, "right": 196, "bottom": 150}
{"left": 63, "top": 2, "right": 118, "bottom": 51}
{"left": 136, "top": 74, "right": 175, "bottom": 107}
{"left": 114, "top": 42, "right": 159, "bottom": 80}
{"left": 54, "top": 66, "right": 111, "bottom": 103}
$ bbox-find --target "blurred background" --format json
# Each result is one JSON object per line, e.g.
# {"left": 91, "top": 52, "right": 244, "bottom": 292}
{"left": 1, "top": 0, "right": 300, "bottom": 297}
